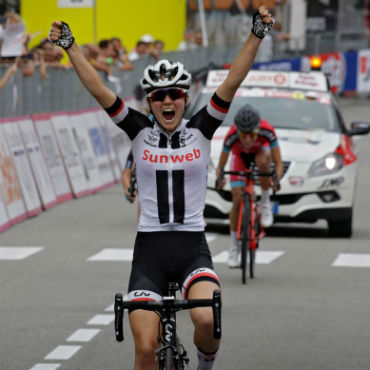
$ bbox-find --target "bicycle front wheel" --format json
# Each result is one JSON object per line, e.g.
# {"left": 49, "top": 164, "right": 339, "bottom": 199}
{"left": 165, "top": 347, "right": 173, "bottom": 370}
{"left": 249, "top": 205, "right": 260, "bottom": 279}
{"left": 240, "top": 198, "right": 251, "bottom": 285}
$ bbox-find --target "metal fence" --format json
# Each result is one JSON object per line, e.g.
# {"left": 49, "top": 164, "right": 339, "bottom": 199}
{"left": 0, "top": 47, "right": 241, "bottom": 118}
{"left": 1, "top": 34, "right": 369, "bottom": 118}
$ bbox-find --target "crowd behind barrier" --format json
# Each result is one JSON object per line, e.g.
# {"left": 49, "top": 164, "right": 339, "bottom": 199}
{"left": 1, "top": 45, "right": 370, "bottom": 233}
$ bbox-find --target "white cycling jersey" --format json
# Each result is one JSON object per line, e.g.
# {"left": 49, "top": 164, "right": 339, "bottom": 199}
{"left": 105, "top": 94, "right": 229, "bottom": 232}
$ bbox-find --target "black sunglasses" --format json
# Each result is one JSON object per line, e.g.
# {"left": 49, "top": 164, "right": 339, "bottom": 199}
{"left": 148, "top": 88, "right": 186, "bottom": 102}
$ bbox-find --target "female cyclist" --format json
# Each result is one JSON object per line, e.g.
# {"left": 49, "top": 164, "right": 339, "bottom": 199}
{"left": 49, "top": 7, "right": 274, "bottom": 370}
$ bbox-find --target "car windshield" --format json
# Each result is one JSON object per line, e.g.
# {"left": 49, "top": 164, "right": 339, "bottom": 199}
{"left": 189, "top": 89, "right": 340, "bottom": 132}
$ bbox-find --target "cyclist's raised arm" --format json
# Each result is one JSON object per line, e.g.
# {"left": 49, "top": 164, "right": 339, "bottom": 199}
{"left": 49, "top": 21, "right": 116, "bottom": 108}
{"left": 216, "top": 6, "right": 274, "bottom": 103}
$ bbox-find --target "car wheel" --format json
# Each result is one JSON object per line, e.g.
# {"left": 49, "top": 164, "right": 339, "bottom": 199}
{"left": 327, "top": 210, "right": 352, "bottom": 238}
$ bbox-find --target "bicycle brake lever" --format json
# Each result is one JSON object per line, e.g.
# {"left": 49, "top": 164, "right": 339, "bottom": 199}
{"left": 212, "top": 290, "right": 222, "bottom": 339}
{"left": 114, "top": 293, "right": 124, "bottom": 342}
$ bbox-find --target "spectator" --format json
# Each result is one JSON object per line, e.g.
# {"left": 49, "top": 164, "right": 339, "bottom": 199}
{"left": 110, "top": 37, "right": 134, "bottom": 71}
{"left": 153, "top": 39, "right": 164, "bottom": 53}
{"left": 0, "top": 59, "right": 18, "bottom": 90}
{"left": 0, "top": 12, "right": 25, "bottom": 59}
{"left": 177, "top": 29, "right": 196, "bottom": 51}
{"left": 37, "top": 38, "right": 65, "bottom": 68}
{"left": 128, "top": 34, "right": 158, "bottom": 61}
{"left": 193, "top": 29, "right": 204, "bottom": 48}
{"left": 96, "top": 39, "right": 116, "bottom": 75}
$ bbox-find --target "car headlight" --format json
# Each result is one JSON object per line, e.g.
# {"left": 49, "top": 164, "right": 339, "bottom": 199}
{"left": 307, "top": 153, "right": 344, "bottom": 177}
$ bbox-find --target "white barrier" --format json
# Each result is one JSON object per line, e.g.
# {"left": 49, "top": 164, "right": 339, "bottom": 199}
{"left": 0, "top": 121, "right": 27, "bottom": 225}
{"left": 84, "top": 111, "right": 115, "bottom": 189}
{"left": 96, "top": 109, "right": 121, "bottom": 182}
{"left": 33, "top": 114, "right": 73, "bottom": 203}
{"left": 68, "top": 110, "right": 103, "bottom": 193}
{"left": 18, "top": 117, "right": 58, "bottom": 210}
{"left": 0, "top": 107, "right": 130, "bottom": 233}
{"left": 2, "top": 117, "right": 42, "bottom": 217}
{"left": 50, "top": 112, "right": 89, "bottom": 198}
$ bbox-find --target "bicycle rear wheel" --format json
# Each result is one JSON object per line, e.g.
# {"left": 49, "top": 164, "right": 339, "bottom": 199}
{"left": 240, "top": 198, "right": 251, "bottom": 284}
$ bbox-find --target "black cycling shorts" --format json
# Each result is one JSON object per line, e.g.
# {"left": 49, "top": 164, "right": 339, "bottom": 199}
{"left": 126, "top": 231, "right": 220, "bottom": 304}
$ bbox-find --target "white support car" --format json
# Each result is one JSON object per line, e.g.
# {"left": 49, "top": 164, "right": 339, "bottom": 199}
{"left": 188, "top": 69, "right": 370, "bottom": 237}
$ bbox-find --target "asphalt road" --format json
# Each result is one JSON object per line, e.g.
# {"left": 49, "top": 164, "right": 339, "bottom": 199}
{"left": 0, "top": 97, "right": 369, "bottom": 370}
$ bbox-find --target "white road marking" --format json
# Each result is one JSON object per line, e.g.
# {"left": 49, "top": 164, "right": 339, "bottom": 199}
{"left": 212, "top": 250, "right": 284, "bottom": 264}
{"left": 332, "top": 253, "right": 370, "bottom": 268}
{"left": 66, "top": 328, "right": 101, "bottom": 342}
{"left": 0, "top": 247, "right": 43, "bottom": 260}
{"left": 88, "top": 232, "right": 217, "bottom": 261}
{"left": 44, "top": 345, "right": 81, "bottom": 360}
{"left": 105, "top": 304, "right": 114, "bottom": 312}
{"left": 87, "top": 314, "right": 115, "bottom": 325}
{"left": 87, "top": 248, "right": 133, "bottom": 261}
{"left": 29, "top": 364, "right": 61, "bottom": 370}
{"left": 206, "top": 233, "right": 217, "bottom": 243}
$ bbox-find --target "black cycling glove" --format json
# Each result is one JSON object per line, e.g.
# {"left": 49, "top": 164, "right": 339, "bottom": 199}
{"left": 51, "top": 21, "right": 75, "bottom": 50}
{"left": 251, "top": 11, "right": 275, "bottom": 39}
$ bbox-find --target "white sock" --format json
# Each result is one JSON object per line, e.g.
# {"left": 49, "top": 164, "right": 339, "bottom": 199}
{"left": 230, "top": 231, "right": 238, "bottom": 249}
{"left": 197, "top": 348, "right": 218, "bottom": 370}
{"left": 261, "top": 189, "right": 270, "bottom": 206}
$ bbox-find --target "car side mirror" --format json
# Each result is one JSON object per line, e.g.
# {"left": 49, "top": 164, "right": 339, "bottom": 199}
{"left": 347, "top": 121, "right": 370, "bottom": 136}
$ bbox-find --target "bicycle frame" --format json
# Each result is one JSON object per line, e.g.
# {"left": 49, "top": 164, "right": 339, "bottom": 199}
{"left": 114, "top": 282, "right": 221, "bottom": 370}
{"left": 236, "top": 171, "right": 263, "bottom": 250}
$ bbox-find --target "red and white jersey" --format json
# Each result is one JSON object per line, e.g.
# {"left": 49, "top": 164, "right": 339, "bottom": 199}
{"left": 105, "top": 94, "right": 230, "bottom": 231}
{"left": 223, "top": 119, "right": 278, "bottom": 155}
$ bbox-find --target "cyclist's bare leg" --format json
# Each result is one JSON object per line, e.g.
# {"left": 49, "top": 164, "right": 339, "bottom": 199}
{"left": 129, "top": 309, "right": 160, "bottom": 370}
{"left": 255, "top": 149, "right": 273, "bottom": 226}
{"left": 188, "top": 281, "right": 221, "bottom": 368}
{"left": 230, "top": 186, "right": 243, "bottom": 231}
{"left": 255, "top": 149, "right": 271, "bottom": 190}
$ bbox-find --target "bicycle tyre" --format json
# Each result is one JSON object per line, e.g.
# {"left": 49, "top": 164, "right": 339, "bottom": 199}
{"left": 165, "top": 347, "right": 173, "bottom": 370}
{"left": 249, "top": 206, "right": 259, "bottom": 279}
{"left": 240, "top": 198, "right": 251, "bottom": 285}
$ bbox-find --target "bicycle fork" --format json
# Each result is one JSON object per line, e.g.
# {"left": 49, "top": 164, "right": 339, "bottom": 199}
{"left": 156, "top": 307, "right": 189, "bottom": 369}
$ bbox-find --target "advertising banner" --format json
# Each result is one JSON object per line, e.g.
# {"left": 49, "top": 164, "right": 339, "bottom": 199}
{"left": 33, "top": 114, "right": 73, "bottom": 203}
{"left": 357, "top": 49, "right": 370, "bottom": 93}
{"left": 95, "top": 109, "right": 121, "bottom": 181}
{"left": 84, "top": 112, "right": 115, "bottom": 189}
{"left": 17, "top": 117, "right": 57, "bottom": 210}
{"left": 0, "top": 183, "right": 10, "bottom": 232}
{"left": 102, "top": 113, "right": 130, "bottom": 171}
{"left": 2, "top": 118, "right": 42, "bottom": 217}
{"left": 50, "top": 113, "right": 89, "bottom": 198}
{"left": 0, "top": 124, "right": 26, "bottom": 226}
{"left": 68, "top": 111, "right": 103, "bottom": 193}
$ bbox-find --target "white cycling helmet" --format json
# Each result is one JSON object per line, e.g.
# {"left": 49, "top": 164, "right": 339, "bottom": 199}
{"left": 140, "top": 59, "right": 192, "bottom": 93}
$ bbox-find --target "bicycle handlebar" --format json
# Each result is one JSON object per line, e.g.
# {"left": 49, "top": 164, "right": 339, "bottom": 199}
{"left": 218, "top": 169, "right": 280, "bottom": 194}
{"left": 114, "top": 290, "right": 222, "bottom": 342}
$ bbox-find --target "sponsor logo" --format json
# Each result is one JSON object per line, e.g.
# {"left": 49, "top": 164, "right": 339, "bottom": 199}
{"left": 191, "top": 268, "right": 206, "bottom": 277}
{"left": 142, "top": 148, "right": 201, "bottom": 163}
{"left": 164, "top": 323, "right": 173, "bottom": 342}
{"left": 289, "top": 176, "right": 305, "bottom": 187}
{"left": 133, "top": 291, "right": 151, "bottom": 297}
{"left": 318, "top": 176, "right": 344, "bottom": 189}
